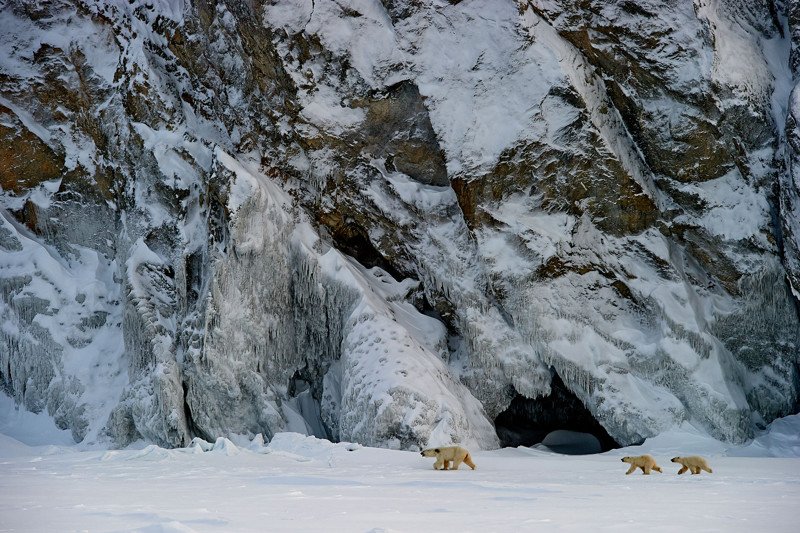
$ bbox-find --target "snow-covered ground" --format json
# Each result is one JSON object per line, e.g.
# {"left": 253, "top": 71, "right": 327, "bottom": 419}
{"left": 1, "top": 396, "right": 799, "bottom": 533}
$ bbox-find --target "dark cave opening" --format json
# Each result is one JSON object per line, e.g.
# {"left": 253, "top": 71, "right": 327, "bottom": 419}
{"left": 494, "top": 373, "right": 620, "bottom": 454}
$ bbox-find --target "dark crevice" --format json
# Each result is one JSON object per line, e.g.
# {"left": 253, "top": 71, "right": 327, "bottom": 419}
{"left": 412, "top": 290, "right": 454, "bottom": 330}
{"left": 288, "top": 369, "right": 333, "bottom": 441}
{"left": 184, "top": 250, "right": 204, "bottom": 309}
{"left": 181, "top": 381, "right": 204, "bottom": 444}
{"left": 769, "top": 179, "right": 785, "bottom": 253}
{"left": 3, "top": 357, "right": 11, "bottom": 390}
{"left": 494, "top": 372, "right": 620, "bottom": 454}
{"left": 0, "top": 361, "right": 11, "bottom": 395}
{"left": 328, "top": 222, "right": 405, "bottom": 281}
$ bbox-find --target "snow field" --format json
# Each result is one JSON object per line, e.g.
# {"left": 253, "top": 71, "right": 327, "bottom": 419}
{"left": 1, "top": 429, "right": 799, "bottom": 532}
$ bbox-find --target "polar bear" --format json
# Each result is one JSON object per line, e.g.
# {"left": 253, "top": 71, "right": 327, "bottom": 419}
{"left": 671, "top": 456, "right": 713, "bottom": 474}
{"left": 420, "top": 446, "right": 476, "bottom": 470}
{"left": 621, "top": 454, "right": 663, "bottom": 475}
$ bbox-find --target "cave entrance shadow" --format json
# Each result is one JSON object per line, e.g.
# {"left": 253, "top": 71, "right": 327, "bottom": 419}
{"left": 494, "top": 373, "right": 620, "bottom": 455}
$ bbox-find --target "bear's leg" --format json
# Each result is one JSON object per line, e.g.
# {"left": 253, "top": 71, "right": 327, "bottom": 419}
{"left": 625, "top": 465, "right": 637, "bottom": 475}
{"left": 643, "top": 466, "right": 651, "bottom": 475}
{"left": 653, "top": 466, "right": 662, "bottom": 473}
{"left": 464, "top": 454, "right": 476, "bottom": 470}
{"left": 434, "top": 459, "right": 444, "bottom": 470}
{"left": 678, "top": 466, "right": 688, "bottom": 474}
{"left": 691, "top": 467, "right": 700, "bottom": 474}
{"left": 451, "top": 459, "right": 463, "bottom": 470}
{"left": 702, "top": 465, "right": 713, "bottom": 474}
{"left": 443, "top": 460, "right": 451, "bottom": 470}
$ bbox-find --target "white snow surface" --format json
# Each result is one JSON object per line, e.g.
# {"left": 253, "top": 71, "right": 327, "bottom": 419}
{"left": 1, "top": 416, "right": 798, "bottom": 532}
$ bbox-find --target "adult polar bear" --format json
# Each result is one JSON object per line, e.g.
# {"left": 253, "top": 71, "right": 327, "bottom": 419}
{"left": 621, "top": 454, "right": 663, "bottom": 475}
{"left": 421, "top": 446, "right": 477, "bottom": 470}
{"left": 671, "top": 456, "right": 713, "bottom": 474}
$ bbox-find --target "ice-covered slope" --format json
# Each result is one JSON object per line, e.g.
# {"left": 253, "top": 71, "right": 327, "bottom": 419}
{"left": 0, "top": 0, "right": 798, "bottom": 450}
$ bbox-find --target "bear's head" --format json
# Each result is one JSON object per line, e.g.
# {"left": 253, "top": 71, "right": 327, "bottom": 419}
{"left": 670, "top": 457, "right": 680, "bottom": 463}
{"left": 621, "top": 456, "right": 631, "bottom": 463}
{"left": 421, "top": 449, "right": 439, "bottom": 457}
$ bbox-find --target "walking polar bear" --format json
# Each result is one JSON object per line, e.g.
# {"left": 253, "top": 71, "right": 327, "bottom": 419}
{"left": 621, "top": 454, "right": 663, "bottom": 475}
{"left": 671, "top": 456, "right": 713, "bottom": 474}
{"left": 421, "top": 446, "right": 476, "bottom": 470}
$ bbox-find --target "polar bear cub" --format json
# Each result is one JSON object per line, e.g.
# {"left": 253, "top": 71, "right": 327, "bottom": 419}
{"left": 421, "top": 446, "right": 476, "bottom": 470}
{"left": 671, "top": 456, "right": 713, "bottom": 474}
{"left": 621, "top": 454, "right": 663, "bottom": 475}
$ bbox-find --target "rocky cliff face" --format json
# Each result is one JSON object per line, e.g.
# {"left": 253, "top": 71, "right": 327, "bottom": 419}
{"left": 0, "top": 0, "right": 798, "bottom": 450}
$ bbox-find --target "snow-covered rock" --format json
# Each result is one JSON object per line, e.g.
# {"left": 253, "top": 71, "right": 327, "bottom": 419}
{"left": 0, "top": 0, "right": 797, "bottom": 450}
